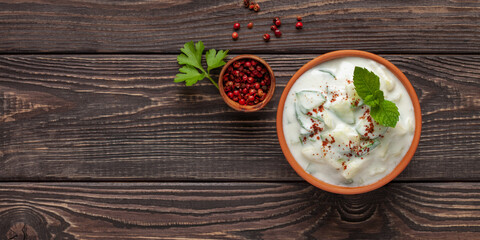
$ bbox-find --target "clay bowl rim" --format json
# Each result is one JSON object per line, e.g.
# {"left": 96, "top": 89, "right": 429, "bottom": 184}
{"left": 218, "top": 54, "right": 275, "bottom": 112}
{"left": 276, "top": 50, "right": 422, "bottom": 195}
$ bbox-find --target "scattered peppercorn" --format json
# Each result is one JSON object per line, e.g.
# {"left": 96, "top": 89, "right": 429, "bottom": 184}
{"left": 273, "top": 17, "right": 280, "bottom": 24}
{"left": 275, "top": 19, "right": 281, "bottom": 27}
{"left": 270, "top": 25, "right": 277, "bottom": 31}
{"left": 297, "top": 16, "right": 302, "bottom": 21}
{"left": 296, "top": 22, "right": 303, "bottom": 29}
{"left": 263, "top": 33, "right": 270, "bottom": 41}
{"left": 249, "top": 3, "right": 255, "bottom": 9}
{"left": 274, "top": 29, "right": 282, "bottom": 37}
{"left": 254, "top": 3, "right": 260, "bottom": 12}
{"left": 244, "top": 0, "right": 250, "bottom": 8}
{"left": 247, "top": 22, "right": 253, "bottom": 29}
{"left": 233, "top": 23, "right": 240, "bottom": 30}
{"left": 232, "top": 32, "right": 239, "bottom": 40}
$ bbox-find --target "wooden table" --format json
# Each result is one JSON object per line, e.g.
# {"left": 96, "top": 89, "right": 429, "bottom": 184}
{"left": 0, "top": 0, "right": 479, "bottom": 239}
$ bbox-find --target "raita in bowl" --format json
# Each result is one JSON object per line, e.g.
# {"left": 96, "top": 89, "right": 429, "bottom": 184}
{"left": 277, "top": 50, "right": 421, "bottom": 194}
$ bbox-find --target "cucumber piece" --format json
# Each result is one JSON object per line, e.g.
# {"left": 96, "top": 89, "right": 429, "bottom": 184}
{"left": 295, "top": 103, "right": 324, "bottom": 132}
{"left": 318, "top": 69, "right": 337, "bottom": 80}
{"left": 355, "top": 112, "right": 388, "bottom": 139}
{"left": 344, "top": 179, "right": 354, "bottom": 185}
{"left": 329, "top": 97, "right": 355, "bottom": 124}
{"left": 299, "top": 134, "right": 318, "bottom": 145}
{"left": 296, "top": 90, "right": 325, "bottom": 112}
{"left": 321, "top": 110, "right": 335, "bottom": 129}
{"left": 301, "top": 146, "right": 320, "bottom": 162}
{"left": 345, "top": 82, "right": 363, "bottom": 108}
{"left": 295, "top": 103, "right": 313, "bottom": 131}
{"left": 341, "top": 159, "right": 365, "bottom": 180}
{"left": 354, "top": 139, "right": 381, "bottom": 157}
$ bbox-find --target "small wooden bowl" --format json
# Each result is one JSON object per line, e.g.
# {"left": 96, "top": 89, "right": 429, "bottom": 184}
{"left": 218, "top": 55, "right": 275, "bottom": 112}
{"left": 276, "top": 50, "right": 422, "bottom": 195}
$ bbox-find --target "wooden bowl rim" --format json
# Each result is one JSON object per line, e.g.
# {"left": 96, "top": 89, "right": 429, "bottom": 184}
{"left": 276, "top": 50, "right": 422, "bottom": 195}
{"left": 218, "top": 54, "right": 275, "bottom": 112}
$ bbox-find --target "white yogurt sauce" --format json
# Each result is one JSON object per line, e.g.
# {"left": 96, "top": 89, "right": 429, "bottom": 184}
{"left": 283, "top": 57, "right": 415, "bottom": 187}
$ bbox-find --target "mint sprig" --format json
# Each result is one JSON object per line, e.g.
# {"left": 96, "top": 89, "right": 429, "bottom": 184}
{"left": 174, "top": 41, "right": 229, "bottom": 89}
{"left": 353, "top": 67, "right": 400, "bottom": 127}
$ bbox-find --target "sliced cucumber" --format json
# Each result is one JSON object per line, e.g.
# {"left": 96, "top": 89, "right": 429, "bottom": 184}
{"left": 345, "top": 82, "right": 363, "bottom": 108}
{"left": 301, "top": 146, "right": 320, "bottom": 162}
{"left": 295, "top": 103, "right": 324, "bottom": 133}
{"left": 295, "top": 103, "right": 313, "bottom": 131}
{"left": 329, "top": 97, "right": 355, "bottom": 124}
{"left": 344, "top": 179, "right": 354, "bottom": 185}
{"left": 321, "top": 110, "right": 335, "bottom": 129}
{"left": 354, "top": 139, "right": 380, "bottom": 157}
{"left": 318, "top": 69, "right": 337, "bottom": 80}
{"left": 296, "top": 90, "right": 325, "bottom": 112}
{"left": 355, "top": 111, "right": 388, "bottom": 139}
{"left": 341, "top": 159, "right": 365, "bottom": 180}
{"left": 299, "top": 134, "right": 318, "bottom": 145}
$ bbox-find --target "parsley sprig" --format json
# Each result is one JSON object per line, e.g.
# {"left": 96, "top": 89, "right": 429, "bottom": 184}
{"left": 353, "top": 67, "right": 400, "bottom": 127}
{"left": 174, "top": 41, "right": 229, "bottom": 89}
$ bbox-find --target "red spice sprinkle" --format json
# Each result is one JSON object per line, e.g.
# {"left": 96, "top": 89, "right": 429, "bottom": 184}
{"left": 330, "top": 92, "right": 339, "bottom": 103}
{"left": 353, "top": 99, "right": 360, "bottom": 107}
{"left": 342, "top": 161, "right": 347, "bottom": 170}
{"left": 361, "top": 109, "right": 375, "bottom": 137}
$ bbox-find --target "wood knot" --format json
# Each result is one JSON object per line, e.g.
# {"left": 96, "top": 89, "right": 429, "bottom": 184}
{"left": 335, "top": 189, "right": 385, "bottom": 222}
{"left": 0, "top": 208, "right": 48, "bottom": 240}
{"left": 6, "top": 223, "right": 39, "bottom": 240}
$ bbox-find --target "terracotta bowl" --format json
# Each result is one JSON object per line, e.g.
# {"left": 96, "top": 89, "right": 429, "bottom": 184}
{"left": 276, "top": 50, "right": 422, "bottom": 195}
{"left": 218, "top": 55, "right": 275, "bottom": 112}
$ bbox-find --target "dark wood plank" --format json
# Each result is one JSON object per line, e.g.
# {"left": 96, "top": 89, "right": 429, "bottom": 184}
{"left": 0, "top": 55, "right": 478, "bottom": 181}
{"left": 0, "top": 182, "right": 478, "bottom": 239}
{"left": 0, "top": 0, "right": 478, "bottom": 53}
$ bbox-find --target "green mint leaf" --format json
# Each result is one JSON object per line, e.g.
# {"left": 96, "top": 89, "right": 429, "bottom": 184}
{"left": 353, "top": 66, "right": 400, "bottom": 127}
{"left": 177, "top": 41, "right": 203, "bottom": 70}
{"left": 206, "top": 49, "right": 229, "bottom": 72}
{"left": 364, "top": 95, "right": 378, "bottom": 107}
{"left": 365, "top": 90, "right": 385, "bottom": 107}
{"left": 374, "top": 90, "right": 384, "bottom": 102}
{"left": 174, "top": 66, "right": 206, "bottom": 86}
{"left": 353, "top": 67, "right": 380, "bottom": 99}
{"left": 370, "top": 100, "right": 400, "bottom": 127}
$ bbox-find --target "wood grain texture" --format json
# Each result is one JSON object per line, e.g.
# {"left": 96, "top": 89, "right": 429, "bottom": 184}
{"left": 0, "top": 54, "right": 478, "bottom": 181}
{"left": 0, "top": 0, "right": 479, "bottom": 53}
{"left": 0, "top": 182, "right": 479, "bottom": 239}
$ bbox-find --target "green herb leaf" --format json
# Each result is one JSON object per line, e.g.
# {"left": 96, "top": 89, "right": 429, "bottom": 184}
{"left": 353, "top": 67, "right": 380, "bottom": 99}
{"left": 206, "top": 49, "right": 229, "bottom": 73}
{"left": 364, "top": 95, "right": 379, "bottom": 108}
{"left": 370, "top": 100, "right": 400, "bottom": 127}
{"left": 174, "top": 66, "right": 206, "bottom": 86}
{"left": 364, "top": 90, "right": 384, "bottom": 107}
{"left": 174, "top": 41, "right": 229, "bottom": 89}
{"left": 177, "top": 41, "right": 204, "bottom": 70}
{"left": 353, "top": 66, "right": 400, "bottom": 127}
{"left": 194, "top": 41, "right": 205, "bottom": 66}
